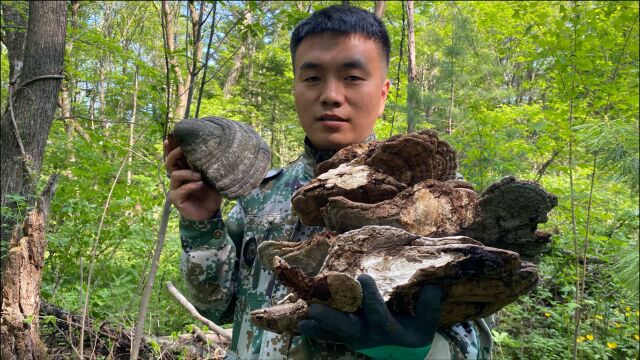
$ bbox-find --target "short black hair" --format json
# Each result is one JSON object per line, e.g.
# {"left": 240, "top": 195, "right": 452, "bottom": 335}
{"left": 290, "top": 5, "right": 390, "bottom": 71}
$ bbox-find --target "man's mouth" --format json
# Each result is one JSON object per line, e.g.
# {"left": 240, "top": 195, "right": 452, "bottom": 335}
{"left": 317, "top": 114, "right": 348, "bottom": 122}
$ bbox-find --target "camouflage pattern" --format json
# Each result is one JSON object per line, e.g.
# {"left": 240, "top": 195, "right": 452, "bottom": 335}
{"left": 179, "top": 140, "right": 493, "bottom": 359}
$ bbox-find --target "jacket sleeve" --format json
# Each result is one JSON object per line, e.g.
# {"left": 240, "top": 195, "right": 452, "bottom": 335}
{"left": 179, "top": 204, "right": 245, "bottom": 323}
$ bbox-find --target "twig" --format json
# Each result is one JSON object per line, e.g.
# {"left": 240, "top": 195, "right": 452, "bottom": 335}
{"left": 568, "top": 5, "right": 580, "bottom": 358}
{"left": 191, "top": 325, "right": 209, "bottom": 345}
{"left": 580, "top": 155, "right": 597, "bottom": 304}
{"left": 8, "top": 84, "right": 28, "bottom": 162}
{"left": 195, "top": 0, "right": 217, "bottom": 118}
{"left": 78, "top": 121, "right": 154, "bottom": 357}
{"left": 535, "top": 149, "right": 559, "bottom": 182}
{"left": 165, "top": 281, "right": 232, "bottom": 341}
{"left": 130, "top": 195, "right": 173, "bottom": 359}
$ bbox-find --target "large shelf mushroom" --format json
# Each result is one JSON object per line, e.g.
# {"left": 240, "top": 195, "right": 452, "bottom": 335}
{"left": 252, "top": 226, "right": 538, "bottom": 334}
{"left": 249, "top": 129, "right": 558, "bottom": 335}
{"left": 291, "top": 130, "right": 557, "bottom": 259}
{"left": 168, "top": 116, "right": 271, "bottom": 199}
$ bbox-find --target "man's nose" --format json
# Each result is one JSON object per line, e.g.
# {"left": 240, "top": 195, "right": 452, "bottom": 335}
{"left": 319, "top": 78, "right": 345, "bottom": 107}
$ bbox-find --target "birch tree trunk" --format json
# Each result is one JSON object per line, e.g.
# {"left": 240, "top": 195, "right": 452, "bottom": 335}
{"left": 127, "top": 66, "right": 139, "bottom": 185}
{"left": 223, "top": 9, "right": 252, "bottom": 98}
{"left": 59, "top": 1, "right": 80, "bottom": 160}
{"left": 162, "top": 1, "right": 188, "bottom": 120}
{"left": 448, "top": 6, "right": 456, "bottom": 135}
{"left": 406, "top": 0, "right": 418, "bottom": 133}
{"left": 374, "top": 1, "right": 386, "bottom": 18}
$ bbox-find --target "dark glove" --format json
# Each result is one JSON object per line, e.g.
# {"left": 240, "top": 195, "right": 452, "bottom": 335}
{"left": 297, "top": 274, "right": 442, "bottom": 358}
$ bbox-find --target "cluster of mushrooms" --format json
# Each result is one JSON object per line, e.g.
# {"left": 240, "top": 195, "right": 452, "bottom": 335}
{"left": 171, "top": 118, "right": 558, "bottom": 335}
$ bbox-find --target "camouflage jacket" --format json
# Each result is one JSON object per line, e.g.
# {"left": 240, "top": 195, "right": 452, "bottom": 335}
{"left": 179, "top": 140, "right": 493, "bottom": 360}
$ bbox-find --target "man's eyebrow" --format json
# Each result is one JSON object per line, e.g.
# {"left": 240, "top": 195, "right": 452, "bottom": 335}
{"left": 341, "top": 58, "right": 368, "bottom": 70}
{"left": 298, "top": 62, "right": 321, "bottom": 71}
{"left": 298, "top": 59, "right": 370, "bottom": 72}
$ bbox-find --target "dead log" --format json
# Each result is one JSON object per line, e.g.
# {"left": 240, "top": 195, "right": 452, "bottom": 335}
{"left": 1, "top": 174, "right": 58, "bottom": 360}
{"left": 39, "top": 300, "right": 227, "bottom": 359}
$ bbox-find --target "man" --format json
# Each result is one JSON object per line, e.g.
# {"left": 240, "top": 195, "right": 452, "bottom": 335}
{"left": 165, "top": 5, "right": 492, "bottom": 359}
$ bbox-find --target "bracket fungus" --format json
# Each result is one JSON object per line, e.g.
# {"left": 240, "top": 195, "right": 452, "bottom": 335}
{"left": 169, "top": 116, "right": 271, "bottom": 199}
{"left": 251, "top": 129, "right": 556, "bottom": 336}
{"left": 292, "top": 130, "right": 557, "bottom": 258}
{"left": 251, "top": 226, "right": 538, "bottom": 334}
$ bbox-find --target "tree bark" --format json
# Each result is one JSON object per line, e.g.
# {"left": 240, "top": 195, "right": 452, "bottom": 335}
{"left": 1, "top": 174, "right": 59, "bottom": 360}
{"left": 406, "top": 0, "right": 417, "bottom": 133}
{"left": 0, "top": 1, "right": 67, "bottom": 251}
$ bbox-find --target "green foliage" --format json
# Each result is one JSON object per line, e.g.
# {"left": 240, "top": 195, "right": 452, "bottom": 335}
{"left": 2, "top": 1, "right": 635, "bottom": 358}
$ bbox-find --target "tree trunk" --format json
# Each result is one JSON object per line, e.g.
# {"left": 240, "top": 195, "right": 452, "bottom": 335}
{"left": 223, "top": 9, "right": 252, "bottom": 98}
{"left": 1, "top": 1, "right": 28, "bottom": 83}
{"left": 448, "top": 7, "right": 456, "bottom": 135}
{"left": 162, "top": 1, "right": 188, "bottom": 120}
{"left": 59, "top": 1, "right": 80, "bottom": 160}
{"left": 406, "top": 0, "right": 417, "bottom": 133}
{"left": 0, "top": 1, "right": 67, "bottom": 251}
{"left": 374, "top": 1, "right": 385, "bottom": 18}
{"left": 127, "top": 65, "right": 139, "bottom": 185}
{"left": 184, "top": 0, "right": 205, "bottom": 118}
{"left": 1, "top": 174, "right": 59, "bottom": 360}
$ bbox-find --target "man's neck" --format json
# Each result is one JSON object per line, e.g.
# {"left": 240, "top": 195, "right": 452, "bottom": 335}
{"left": 304, "top": 137, "right": 338, "bottom": 165}
{"left": 303, "top": 133, "right": 377, "bottom": 166}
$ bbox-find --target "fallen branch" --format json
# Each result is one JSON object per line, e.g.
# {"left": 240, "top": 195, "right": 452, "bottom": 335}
{"left": 39, "top": 300, "right": 226, "bottom": 359}
{"left": 165, "top": 281, "right": 233, "bottom": 341}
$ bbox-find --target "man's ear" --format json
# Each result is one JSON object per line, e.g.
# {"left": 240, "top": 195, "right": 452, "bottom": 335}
{"left": 378, "top": 79, "right": 391, "bottom": 116}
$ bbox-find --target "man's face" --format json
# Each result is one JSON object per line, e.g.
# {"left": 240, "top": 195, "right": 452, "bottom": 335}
{"left": 293, "top": 32, "right": 391, "bottom": 150}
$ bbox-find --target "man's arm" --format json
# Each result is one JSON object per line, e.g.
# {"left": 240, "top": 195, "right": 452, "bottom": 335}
{"left": 179, "top": 205, "right": 244, "bottom": 323}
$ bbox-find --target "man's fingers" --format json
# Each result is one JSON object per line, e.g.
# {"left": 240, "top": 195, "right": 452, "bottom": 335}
{"left": 169, "top": 170, "right": 202, "bottom": 190}
{"left": 169, "top": 180, "right": 204, "bottom": 203}
{"left": 163, "top": 139, "right": 171, "bottom": 157}
{"left": 165, "top": 146, "right": 186, "bottom": 173}
{"left": 357, "top": 274, "right": 390, "bottom": 329}
{"left": 297, "top": 319, "right": 345, "bottom": 344}
{"left": 414, "top": 285, "right": 442, "bottom": 327}
{"left": 305, "top": 303, "right": 363, "bottom": 341}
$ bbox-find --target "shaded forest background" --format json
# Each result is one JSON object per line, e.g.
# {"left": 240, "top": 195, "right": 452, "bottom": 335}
{"left": 1, "top": 1, "right": 638, "bottom": 358}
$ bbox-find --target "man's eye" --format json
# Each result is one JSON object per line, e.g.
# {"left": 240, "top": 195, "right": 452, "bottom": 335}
{"left": 303, "top": 76, "right": 320, "bottom": 82}
{"left": 346, "top": 75, "right": 364, "bottom": 81}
